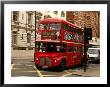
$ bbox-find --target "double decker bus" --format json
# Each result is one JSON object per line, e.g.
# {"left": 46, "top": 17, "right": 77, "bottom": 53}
{"left": 34, "top": 18, "right": 84, "bottom": 71}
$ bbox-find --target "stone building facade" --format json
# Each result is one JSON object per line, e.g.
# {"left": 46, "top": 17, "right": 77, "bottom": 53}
{"left": 11, "top": 11, "right": 35, "bottom": 50}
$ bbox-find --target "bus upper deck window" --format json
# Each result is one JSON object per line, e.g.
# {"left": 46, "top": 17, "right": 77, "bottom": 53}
{"left": 39, "top": 24, "right": 48, "bottom": 30}
{"left": 50, "top": 23, "right": 60, "bottom": 30}
{"left": 44, "top": 24, "right": 48, "bottom": 30}
{"left": 39, "top": 24, "right": 43, "bottom": 30}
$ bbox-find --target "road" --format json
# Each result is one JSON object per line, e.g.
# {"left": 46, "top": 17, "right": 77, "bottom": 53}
{"left": 11, "top": 57, "right": 100, "bottom": 77}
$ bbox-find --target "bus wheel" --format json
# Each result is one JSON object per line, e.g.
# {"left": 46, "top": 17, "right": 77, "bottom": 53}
{"left": 35, "top": 63, "right": 42, "bottom": 70}
{"left": 58, "top": 60, "right": 66, "bottom": 72}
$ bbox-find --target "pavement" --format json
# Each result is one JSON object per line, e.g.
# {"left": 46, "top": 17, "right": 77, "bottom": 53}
{"left": 70, "top": 64, "right": 100, "bottom": 77}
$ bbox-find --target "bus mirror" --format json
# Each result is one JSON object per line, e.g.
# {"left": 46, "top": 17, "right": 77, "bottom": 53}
{"left": 84, "top": 28, "right": 92, "bottom": 40}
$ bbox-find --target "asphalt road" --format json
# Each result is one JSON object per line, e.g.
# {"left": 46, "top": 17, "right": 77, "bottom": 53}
{"left": 11, "top": 57, "right": 100, "bottom": 77}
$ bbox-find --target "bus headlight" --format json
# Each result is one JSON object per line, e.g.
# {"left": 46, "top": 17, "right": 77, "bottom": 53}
{"left": 57, "top": 59, "right": 60, "bottom": 61}
{"left": 54, "top": 60, "right": 57, "bottom": 63}
{"left": 54, "top": 59, "right": 60, "bottom": 63}
{"left": 36, "top": 57, "right": 38, "bottom": 61}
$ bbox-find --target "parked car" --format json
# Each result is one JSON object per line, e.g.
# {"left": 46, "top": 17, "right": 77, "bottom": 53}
{"left": 87, "top": 48, "right": 100, "bottom": 63}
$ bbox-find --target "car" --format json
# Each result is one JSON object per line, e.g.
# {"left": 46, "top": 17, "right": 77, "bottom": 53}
{"left": 87, "top": 48, "right": 100, "bottom": 63}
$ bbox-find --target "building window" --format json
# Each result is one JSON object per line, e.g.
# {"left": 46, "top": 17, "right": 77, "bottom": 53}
{"left": 27, "top": 33, "right": 31, "bottom": 43}
{"left": 28, "top": 13, "right": 32, "bottom": 24}
{"left": 36, "top": 11, "right": 42, "bottom": 21}
{"left": 44, "top": 15, "right": 51, "bottom": 19}
{"left": 61, "top": 11, "right": 65, "bottom": 17}
{"left": 21, "top": 34, "right": 24, "bottom": 39}
{"left": 73, "top": 11, "right": 78, "bottom": 15}
{"left": 22, "top": 14, "right": 24, "bottom": 20}
{"left": 87, "top": 16, "right": 90, "bottom": 20}
{"left": 13, "top": 11, "right": 18, "bottom": 21}
{"left": 12, "top": 31, "right": 17, "bottom": 44}
{"left": 53, "top": 11, "right": 58, "bottom": 15}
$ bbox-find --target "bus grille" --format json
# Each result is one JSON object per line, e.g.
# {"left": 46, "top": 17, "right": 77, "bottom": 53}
{"left": 40, "top": 57, "right": 51, "bottom": 65}
{"left": 40, "top": 58, "right": 45, "bottom": 65}
{"left": 45, "top": 58, "right": 51, "bottom": 65}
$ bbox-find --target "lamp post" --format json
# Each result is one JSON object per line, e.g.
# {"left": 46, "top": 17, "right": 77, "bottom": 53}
{"left": 83, "top": 36, "right": 89, "bottom": 72}
{"left": 83, "top": 27, "right": 92, "bottom": 72}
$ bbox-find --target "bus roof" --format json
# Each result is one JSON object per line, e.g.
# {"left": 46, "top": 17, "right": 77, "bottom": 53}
{"left": 39, "top": 18, "right": 63, "bottom": 23}
{"left": 39, "top": 18, "right": 83, "bottom": 30}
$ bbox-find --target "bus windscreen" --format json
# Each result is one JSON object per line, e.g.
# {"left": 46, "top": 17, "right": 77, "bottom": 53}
{"left": 36, "top": 42, "right": 66, "bottom": 52}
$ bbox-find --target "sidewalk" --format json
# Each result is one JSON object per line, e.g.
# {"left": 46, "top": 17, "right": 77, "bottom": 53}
{"left": 71, "top": 64, "right": 100, "bottom": 77}
{"left": 11, "top": 56, "right": 34, "bottom": 59}
{"left": 11, "top": 50, "right": 34, "bottom": 59}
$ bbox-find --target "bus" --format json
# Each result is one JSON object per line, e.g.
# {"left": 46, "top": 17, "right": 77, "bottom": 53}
{"left": 34, "top": 18, "right": 84, "bottom": 71}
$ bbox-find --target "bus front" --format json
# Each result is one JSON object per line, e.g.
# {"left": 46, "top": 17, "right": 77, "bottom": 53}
{"left": 34, "top": 18, "right": 66, "bottom": 70}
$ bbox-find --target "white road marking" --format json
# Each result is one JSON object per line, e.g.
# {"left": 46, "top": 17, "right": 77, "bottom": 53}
{"left": 60, "top": 73, "right": 73, "bottom": 77}
{"left": 64, "top": 70, "right": 70, "bottom": 74}
{"left": 25, "top": 65, "right": 34, "bottom": 67}
{"left": 34, "top": 66, "right": 43, "bottom": 77}
{"left": 42, "top": 75, "right": 56, "bottom": 77}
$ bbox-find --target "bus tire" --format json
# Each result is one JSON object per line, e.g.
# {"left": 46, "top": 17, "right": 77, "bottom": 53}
{"left": 35, "top": 63, "right": 42, "bottom": 70}
{"left": 58, "top": 59, "right": 66, "bottom": 72}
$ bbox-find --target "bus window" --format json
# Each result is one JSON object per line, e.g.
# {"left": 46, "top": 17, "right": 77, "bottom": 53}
{"left": 68, "top": 46, "right": 73, "bottom": 52}
{"left": 36, "top": 42, "right": 46, "bottom": 52}
{"left": 41, "top": 43, "right": 66, "bottom": 52}
{"left": 46, "top": 44, "right": 54, "bottom": 52}
{"left": 64, "top": 32, "right": 75, "bottom": 40}
{"left": 73, "top": 27, "right": 77, "bottom": 33}
{"left": 77, "top": 29, "right": 81, "bottom": 35}
{"left": 80, "top": 47, "right": 83, "bottom": 52}
{"left": 62, "top": 24, "right": 69, "bottom": 30}
{"left": 44, "top": 24, "right": 48, "bottom": 29}
{"left": 69, "top": 26, "right": 74, "bottom": 32}
{"left": 68, "top": 46, "right": 77, "bottom": 52}
{"left": 60, "top": 45, "right": 66, "bottom": 52}
{"left": 39, "top": 24, "right": 48, "bottom": 30}
{"left": 50, "top": 23, "right": 60, "bottom": 31}
{"left": 77, "top": 47, "right": 80, "bottom": 52}
{"left": 55, "top": 45, "right": 66, "bottom": 52}
{"left": 77, "top": 46, "right": 83, "bottom": 52}
{"left": 72, "top": 47, "right": 77, "bottom": 52}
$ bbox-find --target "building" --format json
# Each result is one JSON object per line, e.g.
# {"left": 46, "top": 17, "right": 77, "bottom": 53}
{"left": 66, "top": 11, "right": 100, "bottom": 38}
{"left": 11, "top": 11, "right": 35, "bottom": 50}
{"left": 40, "top": 11, "right": 66, "bottom": 20}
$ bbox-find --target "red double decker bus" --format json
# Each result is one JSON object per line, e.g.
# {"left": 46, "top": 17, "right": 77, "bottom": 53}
{"left": 34, "top": 18, "right": 84, "bottom": 71}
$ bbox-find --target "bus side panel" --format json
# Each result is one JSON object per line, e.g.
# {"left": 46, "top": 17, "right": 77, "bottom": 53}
{"left": 76, "top": 46, "right": 81, "bottom": 65}
{"left": 66, "top": 44, "right": 76, "bottom": 67}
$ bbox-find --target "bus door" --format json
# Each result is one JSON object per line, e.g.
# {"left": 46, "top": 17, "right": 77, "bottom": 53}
{"left": 66, "top": 44, "right": 77, "bottom": 67}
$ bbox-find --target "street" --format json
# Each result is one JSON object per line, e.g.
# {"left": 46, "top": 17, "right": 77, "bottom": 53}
{"left": 11, "top": 57, "right": 100, "bottom": 77}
